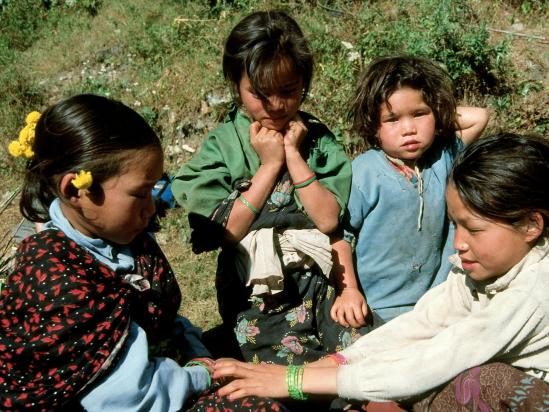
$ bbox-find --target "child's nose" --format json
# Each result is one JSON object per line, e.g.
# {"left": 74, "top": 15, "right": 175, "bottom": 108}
{"left": 267, "top": 95, "right": 285, "bottom": 111}
{"left": 144, "top": 196, "right": 156, "bottom": 220}
{"left": 453, "top": 229, "right": 468, "bottom": 251}
{"left": 401, "top": 118, "right": 416, "bottom": 134}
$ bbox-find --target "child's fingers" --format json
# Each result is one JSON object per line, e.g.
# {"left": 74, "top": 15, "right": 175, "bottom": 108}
{"left": 336, "top": 307, "right": 350, "bottom": 328}
{"left": 217, "top": 379, "right": 246, "bottom": 398}
{"left": 351, "top": 305, "right": 367, "bottom": 327}
{"left": 343, "top": 307, "right": 361, "bottom": 328}
{"left": 213, "top": 360, "right": 252, "bottom": 379}
{"left": 330, "top": 303, "right": 339, "bottom": 323}
{"left": 362, "top": 302, "right": 369, "bottom": 318}
{"left": 291, "top": 113, "right": 306, "bottom": 129}
{"left": 249, "top": 121, "right": 261, "bottom": 139}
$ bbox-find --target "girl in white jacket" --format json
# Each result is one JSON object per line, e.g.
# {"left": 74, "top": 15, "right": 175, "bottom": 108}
{"left": 213, "top": 132, "right": 549, "bottom": 411}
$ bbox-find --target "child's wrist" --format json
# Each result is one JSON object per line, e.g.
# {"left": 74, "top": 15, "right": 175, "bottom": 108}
{"left": 325, "top": 353, "right": 348, "bottom": 366}
{"left": 284, "top": 146, "right": 302, "bottom": 160}
{"left": 185, "top": 360, "right": 213, "bottom": 387}
{"left": 286, "top": 365, "right": 308, "bottom": 400}
{"left": 259, "top": 160, "right": 284, "bottom": 172}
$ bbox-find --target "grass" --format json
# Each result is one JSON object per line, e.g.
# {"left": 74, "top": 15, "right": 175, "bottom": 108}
{"left": 0, "top": 0, "right": 547, "bottom": 328}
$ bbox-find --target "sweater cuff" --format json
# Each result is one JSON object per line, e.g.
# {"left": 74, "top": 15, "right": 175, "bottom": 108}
{"left": 185, "top": 366, "right": 211, "bottom": 394}
{"left": 338, "top": 345, "right": 363, "bottom": 364}
{"left": 337, "top": 364, "right": 364, "bottom": 400}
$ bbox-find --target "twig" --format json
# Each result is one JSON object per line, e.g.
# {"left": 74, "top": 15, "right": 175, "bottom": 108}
{"left": 174, "top": 17, "right": 217, "bottom": 24}
{"left": 487, "top": 27, "right": 547, "bottom": 42}
{"left": 0, "top": 185, "right": 21, "bottom": 215}
{"left": 317, "top": 1, "right": 357, "bottom": 18}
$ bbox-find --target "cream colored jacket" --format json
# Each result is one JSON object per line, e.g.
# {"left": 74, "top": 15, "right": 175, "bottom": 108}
{"left": 337, "top": 237, "right": 549, "bottom": 401}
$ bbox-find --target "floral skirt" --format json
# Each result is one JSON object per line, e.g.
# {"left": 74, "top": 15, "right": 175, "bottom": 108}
{"left": 215, "top": 261, "right": 382, "bottom": 364}
{"left": 186, "top": 393, "right": 288, "bottom": 412}
{"left": 410, "top": 363, "right": 549, "bottom": 412}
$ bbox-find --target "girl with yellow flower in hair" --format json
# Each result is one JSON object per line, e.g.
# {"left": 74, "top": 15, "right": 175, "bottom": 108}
{"left": 0, "top": 94, "right": 284, "bottom": 412}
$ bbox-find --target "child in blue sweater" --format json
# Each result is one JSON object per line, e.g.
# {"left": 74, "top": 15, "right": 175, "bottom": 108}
{"left": 336, "top": 56, "right": 489, "bottom": 322}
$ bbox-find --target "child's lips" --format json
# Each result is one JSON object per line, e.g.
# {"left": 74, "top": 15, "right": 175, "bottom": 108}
{"left": 261, "top": 116, "right": 288, "bottom": 130}
{"left": 402, "top": 140, "right": 420, "bottom": 151}
{"left": 265, "top": 115, "right": 287, "bottom": 123}
{"left": 460, "top": 258, "right": 477, "bottom": 271}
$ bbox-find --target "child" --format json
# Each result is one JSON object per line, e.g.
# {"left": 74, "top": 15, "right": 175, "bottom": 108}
{"left": 214, "top": 132, "right": 549, "bottom": 410}
{"left": 342, "top": 55, "right": 490, "bottom": 321}
{"left": 0, "top": 94, "right": 284, "bottom": 412}
{"left": 172, "top": 10, "right": 379, "bottom": 365}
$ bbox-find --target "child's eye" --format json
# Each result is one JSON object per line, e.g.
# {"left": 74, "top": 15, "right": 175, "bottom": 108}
{"left": 247, "top": 88, "right": 261, "bottom": 99}
{"left": 280, "top": 87, "right": 300, "bottom": 97}
{"left": 132, "top": 192, "right": 149, "bottom": 199}
{"left": 414, "top": 111, "right": 429, "bottom": 117}
{"left": 382, "top": 117, "right": 398, "bottom": 123}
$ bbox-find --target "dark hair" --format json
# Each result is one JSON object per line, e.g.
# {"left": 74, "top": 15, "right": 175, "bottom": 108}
{"left": 449, "top": 132, "right": 549, "bottom": 228}
{"left": 222, "top": 10, "right": 313, "bottom": 102}
{"left": 349, "top": 55, "right": 457, "bottom": 148}
{"left": 20, "top": 94, "right": 161, "bottom": 222}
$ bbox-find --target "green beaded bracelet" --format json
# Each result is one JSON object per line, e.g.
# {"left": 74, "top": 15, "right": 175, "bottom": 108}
{"left": 185, "top": 360, "right": 212, "bottom": 387}
{"left": 293, "top": 174, "right": 317, "bottom": 189}
{"left": 286, "top": 364, "right": 308, "bottom": 400}
{"left": 239, "top": 194, "right": 259, "bottom": 214}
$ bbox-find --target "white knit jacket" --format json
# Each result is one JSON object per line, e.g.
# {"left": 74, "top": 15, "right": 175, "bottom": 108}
{"left": 337, "top": 237, "right": 549, "bottom": 401}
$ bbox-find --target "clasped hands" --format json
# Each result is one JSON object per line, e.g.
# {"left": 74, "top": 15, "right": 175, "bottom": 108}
{"left": 250, "top": 114, "right": 308, "bottom": 167}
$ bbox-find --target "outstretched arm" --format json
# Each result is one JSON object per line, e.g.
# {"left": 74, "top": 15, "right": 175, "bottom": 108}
{"left": 213, "top": 359, "right": 339, "bottom": 400}
{"left": 456, "top": 106, "right": 490, "bottom": 145}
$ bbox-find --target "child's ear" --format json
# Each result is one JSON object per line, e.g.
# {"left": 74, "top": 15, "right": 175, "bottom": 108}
{"left": 58, "top": 173, "right": 82, "bottom": 206}
{"left": 524, "top": 211, "right": 544, "bottom": 243}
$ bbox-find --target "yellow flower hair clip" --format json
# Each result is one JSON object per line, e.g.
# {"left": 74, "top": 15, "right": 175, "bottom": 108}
{"left": 72, "top": 170, "right": 93, "bottom": 190}
{"left": 8, "top": 111, "right": 41, "bottom": 159}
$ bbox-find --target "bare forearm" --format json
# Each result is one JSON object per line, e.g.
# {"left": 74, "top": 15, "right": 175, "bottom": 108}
{"left": 225, "top": 162, "right": 283, "bottom": 242}
{"left": 302, "top": 367, "right": 338, "bottom": 395}
{"left": 456, "top": 106, "right": 490, "bottom": 145}
{"left": 331, "top": 237, "right": 359, "bottom": 290}
{"left": 286, "top": 150, "right": 340, "bottom": 234}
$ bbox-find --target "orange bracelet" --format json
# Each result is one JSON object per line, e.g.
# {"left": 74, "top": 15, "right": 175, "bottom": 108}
{"left": 327, "top": 352, "right": 347, "bottom": 365}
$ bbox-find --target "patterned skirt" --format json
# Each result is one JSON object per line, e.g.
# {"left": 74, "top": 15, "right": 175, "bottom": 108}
{"left": 186, "top": 393, "right": 288, "bottom": 412}
{"left": 213, "top": 254, "right": 382, "bottom": 365}
{"left": 411, "top": 363, "right": 549, "bottom": 412}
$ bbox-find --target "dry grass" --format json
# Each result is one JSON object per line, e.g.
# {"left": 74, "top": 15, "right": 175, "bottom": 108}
{"left": 0, "top": 0, "right": 547, "bottom": 329}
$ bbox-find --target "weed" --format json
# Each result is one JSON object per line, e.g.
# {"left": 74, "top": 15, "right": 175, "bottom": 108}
{"left": 0, "top": 0, "right": 546, "bottom": 327}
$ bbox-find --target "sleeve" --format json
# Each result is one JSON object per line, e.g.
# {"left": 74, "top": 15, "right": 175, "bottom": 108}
{"left": 172, "top": 133, "right": 235, "bottom": 219}
{"left": 342, "top": 156, "right": 375, "bottom": 243}
{"left": 339, "top": 273, "right": 461, "bottom": 361}
{"left": 81, "top": 322, "right": 211, "bottom": 412}
{"left": 173, "top": 315, "right": 212, "bottom": 359}
{"left": 336, "top": 276, "right": 545, "bottom": 401}
{"left": 450, "top": 134, "right": 465, "bottom": 158}
{"left": 306, "top": 126, "right": 352, "bottom": 218}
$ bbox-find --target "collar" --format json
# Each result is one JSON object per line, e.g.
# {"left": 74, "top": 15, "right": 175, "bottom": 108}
{"left": 449, "top": 235, "right": 549, "bottom": 294}
{"left": 44, "top": 198, "right": 134, "bottom": 272}
{"left": 385, "top": 154, "right": 424, "bottom": 231}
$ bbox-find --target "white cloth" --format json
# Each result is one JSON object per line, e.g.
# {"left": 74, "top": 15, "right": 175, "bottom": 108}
{"left": 235, "top": 228, "right": 333, "bottom": 296}
{"left": 337, "top": 237, "right": 549, "bottom": 402}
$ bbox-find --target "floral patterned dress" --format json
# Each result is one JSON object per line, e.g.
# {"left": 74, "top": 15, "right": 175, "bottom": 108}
{"left": 212, "top": 172, "right": 382, "bottom": 364}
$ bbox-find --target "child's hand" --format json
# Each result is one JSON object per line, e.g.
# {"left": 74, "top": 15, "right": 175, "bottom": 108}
{"left": 250, "top": 121, "right": 285, "bottom": 167}
{"left": 330, "top": 287, "right": 369, "bottom": 328}
{"left": 283, "top": 114, "right": 308, "bottom": 155}
{"left": 214, "top": 358, "right": 289, "bottom": 399}
{"left": 188, "top": 357, "right": 216, "bottom": 375}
